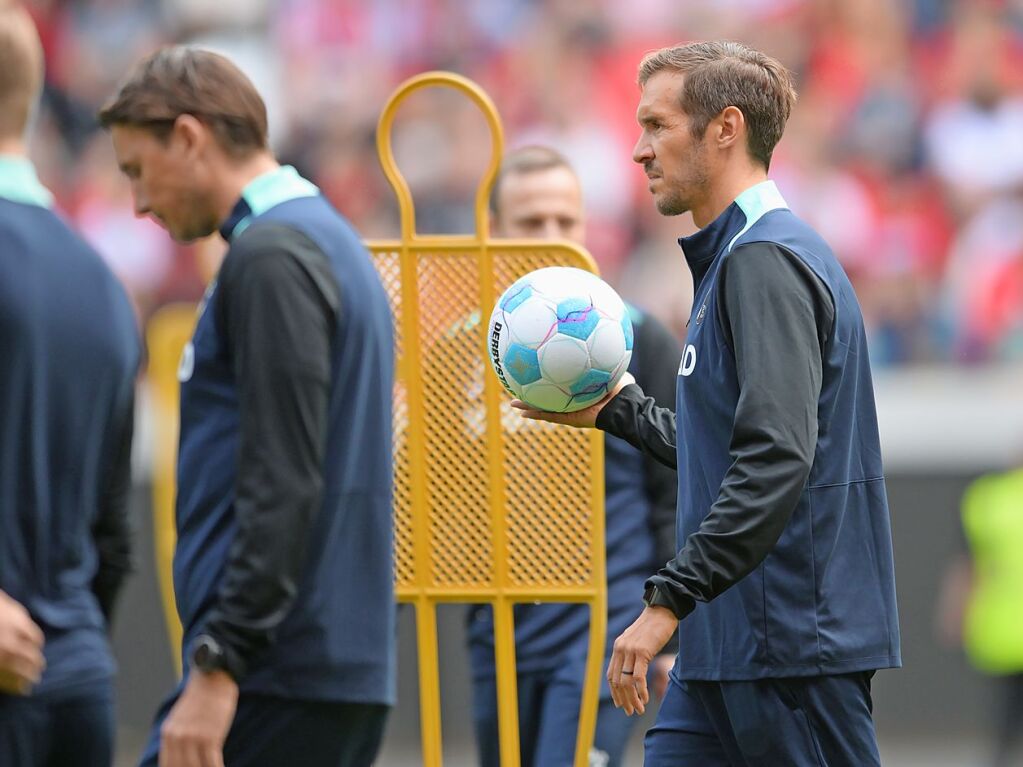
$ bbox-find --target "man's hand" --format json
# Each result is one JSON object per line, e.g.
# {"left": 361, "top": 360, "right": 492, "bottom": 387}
{"left": 0, "top": 590, "right": 45, "bottom": 695}
{"left": 606, "top": 606, "right": 678, "bottom": 716}
{"left": 511, "top": 372, "right": 635, "bottom": 428}
{"left": 160, "top": 670, "right": 239, "bottom": 767}
{"left": 650, "top": 653, "right": 675, "bottom": 701}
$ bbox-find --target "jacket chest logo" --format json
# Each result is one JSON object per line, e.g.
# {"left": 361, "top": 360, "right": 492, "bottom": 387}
{"left": 679, "top": 344, "right": 697, "bottom": 377}
{"left": 178, "top": 342, "right": 195, "bottom": 382}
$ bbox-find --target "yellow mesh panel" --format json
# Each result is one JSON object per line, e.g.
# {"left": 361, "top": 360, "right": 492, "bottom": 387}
{"left": 374, "top": 251, "right": 416, "bottom": 590}
{"left": 368, "top": 241, "right": 606, "bottom": 601}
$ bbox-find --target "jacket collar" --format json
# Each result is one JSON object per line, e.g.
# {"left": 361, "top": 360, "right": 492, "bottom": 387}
{"left": 677, "top": 180, "right": 788, "bottom": 283}
{"left": 0, "top": 155, "right": 54, "bottom": 209}
{"left": 218, "top": 165, "right": 319, "bottom": 242}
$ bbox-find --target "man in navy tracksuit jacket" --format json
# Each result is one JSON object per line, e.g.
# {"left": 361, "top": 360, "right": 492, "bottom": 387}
{"left": 0, "top": 6, "right": 139, "bottom": 766}
{"left": 517, "top": 42, "right": 900, "bottom": 766}
{"left": 100, "top": 48, "right": 395, "bottom": 767}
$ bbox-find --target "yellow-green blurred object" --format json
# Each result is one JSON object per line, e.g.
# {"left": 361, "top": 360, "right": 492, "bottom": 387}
{"left": 962, "top": 468, "right": 1023, "bottom": 673}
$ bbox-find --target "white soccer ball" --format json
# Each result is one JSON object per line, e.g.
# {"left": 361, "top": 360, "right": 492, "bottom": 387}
{"left": 487, "top": 266, "right": 633, "bottom": 413}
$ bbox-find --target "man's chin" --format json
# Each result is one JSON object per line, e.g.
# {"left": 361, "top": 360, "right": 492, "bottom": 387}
{"left": 169, "top": 223, "right": 216, "bottom": 244}
{"left": 655, "top": 196, "right": 688, "bottom": 217}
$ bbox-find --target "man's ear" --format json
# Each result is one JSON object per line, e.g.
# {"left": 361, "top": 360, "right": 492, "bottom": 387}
{"left": 715, "top": 106, "right": 746, "bottom": 152}
{"left": 170, "top": 113, "right": 208, "bottom": 159}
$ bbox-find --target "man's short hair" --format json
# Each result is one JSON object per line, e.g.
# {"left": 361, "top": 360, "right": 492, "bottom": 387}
{"left": 638, "top": 41, "right": 797, "bottom": 170}
{"left": 490, "top": 145, "right": 576, "bottom": 217}
{"left": 0, "top": 3, "right": 44, "bottom": 141}
{"left": 98, "top": 46, "right": 269, "bottom": 159}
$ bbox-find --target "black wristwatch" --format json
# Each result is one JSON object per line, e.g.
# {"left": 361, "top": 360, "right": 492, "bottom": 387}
{"left": 643, "top": 583, "right": 680, "bottom": 617}
{"left": 190, "top": 634, "right": 228, "bottom": 675}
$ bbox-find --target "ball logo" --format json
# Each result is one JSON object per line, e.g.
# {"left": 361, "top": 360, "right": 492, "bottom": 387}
{"left": 679, "top": 344, "right": 697, "bottom": 376}
{"left": 489, "top": 321, "right": 512, "bottom": 393}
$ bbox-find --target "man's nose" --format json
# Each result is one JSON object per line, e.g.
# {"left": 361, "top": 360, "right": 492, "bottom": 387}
{"left": 633, "top": 135, "right": 653, "bottom": 165}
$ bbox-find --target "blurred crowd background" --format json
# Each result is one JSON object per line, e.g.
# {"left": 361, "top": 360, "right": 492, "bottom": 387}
{"left": 12, "top": 2, "right": 1023, "bottom": 763}
{"left": 20, "top": 0, "right": 1023, "bottom": 366}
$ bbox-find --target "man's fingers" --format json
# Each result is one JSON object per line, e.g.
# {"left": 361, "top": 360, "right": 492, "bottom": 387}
{"left": 181, "top": 739, "right": 206, "bottom": 767}
{"left": 158, "top": 731, "right": 174, "bottom": 767}
{"left": 200, "top": 743, "right": 224, "bottom": 767}
{"left": 16, "top": 617, "right": 44, "bottom": 648}
{"left": 1, "top": 646, "right": 44, "bottom": 686}
{"left": 634, "top": 654, "right": 650, "bottom": 707}
{"left": 626, "top": 658, "right": 650, "bottom": 719}
{"left": 606, "top": 644, "right": 625, "bottom": 709}
{"left": 12, "top": 653, "right": 43, "bottom": 685}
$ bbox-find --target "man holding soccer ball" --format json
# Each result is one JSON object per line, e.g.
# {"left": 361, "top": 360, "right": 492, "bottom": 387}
{"left": 515, "top": 42, "right": 900, "bottom": 766}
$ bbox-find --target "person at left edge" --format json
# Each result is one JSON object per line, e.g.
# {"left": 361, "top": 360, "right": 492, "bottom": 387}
{"left": 1, "top": 5, "right": 140, "bottom": 766}
{"left": 99, "top": 47, "right": 396, "bottom": 767}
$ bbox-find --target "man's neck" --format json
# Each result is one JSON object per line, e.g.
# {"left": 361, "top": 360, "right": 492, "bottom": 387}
{"left": 691, "top": 164, "right": 769, "bottom": 229}
{"left": 212, "top": 152, "right": 280, "bottom": 225}
{"left": 0, "top": 137, "right": 27, "bottom": 158}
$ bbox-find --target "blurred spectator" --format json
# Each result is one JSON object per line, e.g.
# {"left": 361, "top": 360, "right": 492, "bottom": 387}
{"left": 941, "top": 196, "right": 1023, "bottom": 361}
{"left": 71, "top": 136, "right": 175, "bottom": 317}
{"left": 16, "top": 0, "right": 1023, "bottom": 367}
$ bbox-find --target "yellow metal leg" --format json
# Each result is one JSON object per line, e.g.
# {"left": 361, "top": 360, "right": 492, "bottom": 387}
{"left": 416, "top": 600, "right": 444, "bottom": 767}
{"left": 493, "top": 598, "right": 522, "bottom": 767}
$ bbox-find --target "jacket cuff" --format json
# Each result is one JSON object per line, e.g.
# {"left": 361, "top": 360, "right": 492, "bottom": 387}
{"left": 644, "top": 575, "right": 696, "bottom": 622}
{"left": 595, "top": 383, "right": 645, "bottom": 433}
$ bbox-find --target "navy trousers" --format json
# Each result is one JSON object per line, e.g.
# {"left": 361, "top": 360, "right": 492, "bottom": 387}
{"left": 645, "top": 671, "right": 881, "bottom": 767}
{"left": 0, "top": 682, "right": 114, "bottom": 767}
{"left": 472, "top": 663, "right": 638, "bottom": 767}
{"left": 139, "top": 690, "right": 388, "bottom": 767}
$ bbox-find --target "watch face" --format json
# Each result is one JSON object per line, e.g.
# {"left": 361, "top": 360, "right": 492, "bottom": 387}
{"left": 194, "top": 642, "right": 211, "bottom": 668}
{"left": 192, "top": 636, "right": 222, "bottom": 672}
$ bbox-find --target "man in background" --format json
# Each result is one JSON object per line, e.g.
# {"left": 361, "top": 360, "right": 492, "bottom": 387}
{"left": 100, "top": 47, "right": 395, "bottom": 767}
{"left": 0, "top": 4, "right": 139, "bottom": 765}
{"left": 467, "top": 145, "right": 681, "bottom": 767}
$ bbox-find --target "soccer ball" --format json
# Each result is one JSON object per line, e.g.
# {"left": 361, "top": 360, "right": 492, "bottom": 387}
{"left": 487, "top": 266, "right": 633, "bottom": 413}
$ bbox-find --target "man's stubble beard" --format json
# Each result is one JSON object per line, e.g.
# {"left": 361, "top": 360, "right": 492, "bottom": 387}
{"left": 655, "top": 143, "right": 709, "bottom": 217}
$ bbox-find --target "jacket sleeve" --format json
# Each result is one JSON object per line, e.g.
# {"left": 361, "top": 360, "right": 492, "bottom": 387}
{"left": 200, "top": 225, "right": 340, "bottom": 680}
{"left": 91, "top": 376, "right": 138, "bottom": 627}
{"left": 595, "top": 384, "right": 677, "bottom": 469}
{"left": 645, "top": 242, "right": 834, "bottom": 621}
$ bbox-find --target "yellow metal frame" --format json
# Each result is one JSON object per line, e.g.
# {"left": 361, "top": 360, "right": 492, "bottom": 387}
{"left": 146, "top": 304, "right": 195, "bottom": 677}
{"left": 367, "top": 71, "right": 607, "bottom": 767}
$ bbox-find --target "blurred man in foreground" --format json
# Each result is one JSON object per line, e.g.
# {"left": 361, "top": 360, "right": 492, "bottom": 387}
{"left": 0, "top": 4, "right": 139, "bottom": 765}
{"left": 100, "top": 47, "right": 395, "bottom": 767}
